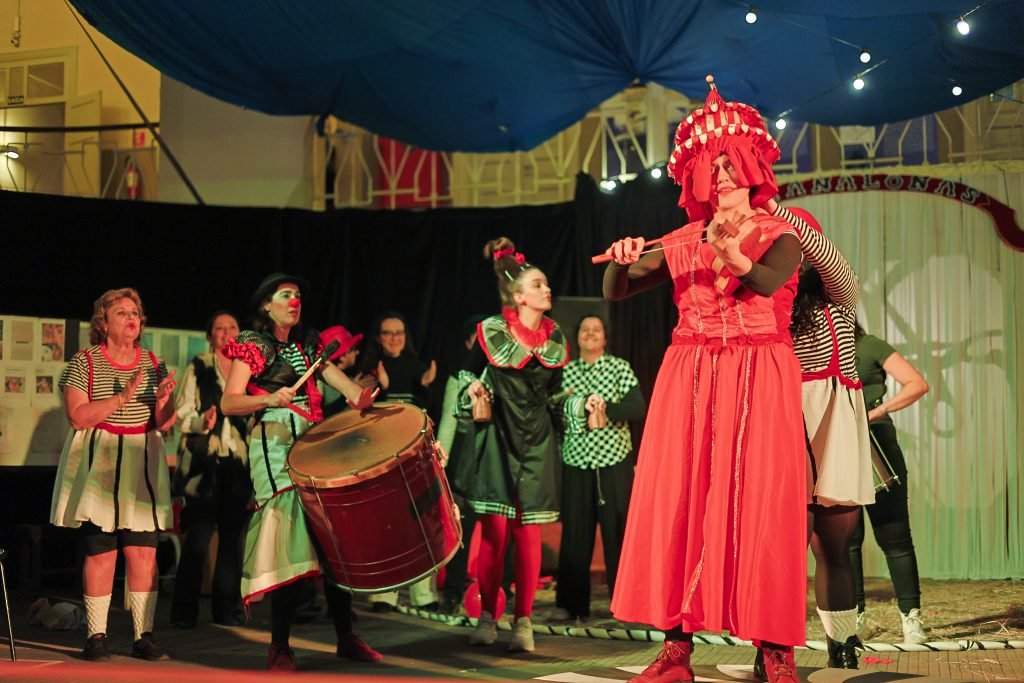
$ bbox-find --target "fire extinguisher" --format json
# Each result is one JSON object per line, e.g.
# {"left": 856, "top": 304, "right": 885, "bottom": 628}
{"left": 125, "top": 158, "right": 140, "bottom": 200}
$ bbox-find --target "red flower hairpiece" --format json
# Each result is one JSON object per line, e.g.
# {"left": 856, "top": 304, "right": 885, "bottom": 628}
{"left": 493, "top": 247, "right": 515, "bottom": 261}
{"left": 514, "top": 252, "right": 526, "bottom": 265}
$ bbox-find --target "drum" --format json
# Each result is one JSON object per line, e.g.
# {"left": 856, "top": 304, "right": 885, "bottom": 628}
{"left": 868, "top": 426, "right": 901, "bottom": 492}
{"left": 287, "top": 402, "right": 462, "bottom": 592}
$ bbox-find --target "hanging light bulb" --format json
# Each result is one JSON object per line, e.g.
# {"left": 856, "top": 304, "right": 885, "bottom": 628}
{"left": 853, "top": 76, "right": 865, "bottom": 90}
{"left": 956, "top": 16, "right": 970, "bottom": 35}
{"left": 859, "top": 48, "right": 871, "bottom": 64}
{"left": 1, "top": 144, "right": 18, "bottom": 159}
{"left": 775, "top": 118, "right": 787, "bottom": 130}
{"left": 745, "top": 7, "right": 758, "bottom": 24}
{"left": 952, "top": 83, "right": 963, "bottom": 97}
{"left": 650, "top": 167, "right": 663, "bottom": 180}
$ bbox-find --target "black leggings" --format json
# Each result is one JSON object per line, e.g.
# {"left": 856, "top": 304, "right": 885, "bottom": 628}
{"left": 848, "top": 422, "right": 920, "bottom": 614}
{"left": 271, "top": 578, "right": 352, "bottom": 646}
{"left": 808, "top": 504, "right": 861, "bottom": 612}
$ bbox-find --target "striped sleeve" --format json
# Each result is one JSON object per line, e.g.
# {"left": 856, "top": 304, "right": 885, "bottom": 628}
{"left": 774, "top": 206, "right": 859, "bottom": 310}
{"left": 60, "top": 351, "right": 89, "bottom": 394}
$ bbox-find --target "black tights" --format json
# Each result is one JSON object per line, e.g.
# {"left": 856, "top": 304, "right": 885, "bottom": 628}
{"left": 808, "top": 504, "right": 861, "bottom": 611}
{"left": 271, "top": 578, "right": 352, "bottom": 646}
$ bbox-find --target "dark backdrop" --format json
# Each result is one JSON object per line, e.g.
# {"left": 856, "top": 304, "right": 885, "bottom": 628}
{"left": 0, "top": 172, "right": 690, "bottom": 575}
{"left": 2, "top": 173, "right": 687, "bottom": 395}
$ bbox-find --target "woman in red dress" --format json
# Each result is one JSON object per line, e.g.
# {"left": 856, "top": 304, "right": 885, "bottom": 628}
{"left": 603, "top": 77, "right": 806, "bottom": 683}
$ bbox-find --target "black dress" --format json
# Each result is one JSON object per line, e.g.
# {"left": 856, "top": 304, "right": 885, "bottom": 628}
{"left": 450, "top": 314, "right": 585, "bottom": 525}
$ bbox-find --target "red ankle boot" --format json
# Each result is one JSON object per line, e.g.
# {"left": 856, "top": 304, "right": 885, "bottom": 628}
{"left": 762, "top": 645, "right": 798, "bottom": 683}
{"left": 267, "top": 643, "right": 297, "bottom": 672}
{"left": 336, "top": 633, "right": 383, "bottom": 662}
{"left": 629, "top": 640, "right": 695, "bottom": 683}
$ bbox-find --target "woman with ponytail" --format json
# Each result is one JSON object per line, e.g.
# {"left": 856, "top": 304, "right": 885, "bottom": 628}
{"left": 453, "top": 237, "right": 604, "bottom": 653}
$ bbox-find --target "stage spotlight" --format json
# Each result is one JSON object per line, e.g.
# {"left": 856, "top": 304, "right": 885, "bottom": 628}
{"left": 650, "top": 167, "right": 663, "bottom": 179}
{"left": 745, "top": 7, "right": 757, "bottom": 24}
{"left": 775, "top": 118, "right": 787, "bottom": 130}
{"left": 853, "top": 76, "right": 865, "bottom": 91}
{"left": 956, "top": 17, "right": 970, "bottom": 35}
{"left": 859, "top": 48, "right": 871, "bottom": 64}
{"left": 952, "top": 84, "right": 963, "bottom": 97}
{"left": 2, "top": 144, "right": 19, "bottom": 159}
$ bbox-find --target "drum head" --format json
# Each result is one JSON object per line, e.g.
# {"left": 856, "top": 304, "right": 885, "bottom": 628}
{"left": 288, "top": 402, "right": 428, "bottom": 486}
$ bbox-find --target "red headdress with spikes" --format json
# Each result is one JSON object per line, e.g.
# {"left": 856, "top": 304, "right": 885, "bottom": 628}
{"left": 667, "top": 75, "right": 781, "bottom": 221}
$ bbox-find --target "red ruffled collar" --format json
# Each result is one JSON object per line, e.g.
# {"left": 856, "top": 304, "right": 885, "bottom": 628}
{"left": 502, "top": 307, "right": 554, "bottom": 349}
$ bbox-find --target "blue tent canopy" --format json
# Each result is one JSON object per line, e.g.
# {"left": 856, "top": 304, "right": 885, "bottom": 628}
{"left": 70, "top": 0, "right": 1024, "bottom": 152}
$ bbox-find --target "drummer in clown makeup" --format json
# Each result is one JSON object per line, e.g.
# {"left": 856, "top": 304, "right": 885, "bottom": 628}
{"left": 220, "top": 273, "right": 380, "bottom": 672}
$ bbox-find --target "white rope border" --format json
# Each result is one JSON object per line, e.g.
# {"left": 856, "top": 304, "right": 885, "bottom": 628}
{"left": 396, "top": 605, "right": 1024, "bottom": 651}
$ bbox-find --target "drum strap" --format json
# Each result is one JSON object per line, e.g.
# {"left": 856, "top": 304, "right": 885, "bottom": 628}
{"left": 247, "top": 383, "right": 318, "bottom": 423}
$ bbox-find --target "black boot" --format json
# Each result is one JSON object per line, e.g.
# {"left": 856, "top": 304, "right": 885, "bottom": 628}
{"left": 82, "top": 633, "right": 112, "bottom": 661}
{"left": 826, "top": 635, "right": 859, "bottom": 669}
{"left": 752, "top": 646, "right": 766, "bottom": 680}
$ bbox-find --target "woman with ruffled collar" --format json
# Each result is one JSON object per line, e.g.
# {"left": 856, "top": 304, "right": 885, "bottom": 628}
{"left": 453, "top": 238, "right": 604, "bottom": 653}
{"left": 219, "top": 273, "right": 380, "bottom": 672}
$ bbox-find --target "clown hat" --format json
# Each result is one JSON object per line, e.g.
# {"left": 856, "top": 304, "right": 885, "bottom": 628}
{"left": 667, "top": 75, "right": 781, "bottom": 220}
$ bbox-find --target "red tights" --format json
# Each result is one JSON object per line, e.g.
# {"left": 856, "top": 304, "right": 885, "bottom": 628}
{"left": 477, "top": 513, "right": 541, "bottom": 619}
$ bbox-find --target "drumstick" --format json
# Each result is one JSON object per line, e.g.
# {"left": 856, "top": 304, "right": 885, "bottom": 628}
{"left": 590, "top": 233, "right": 708, "bottom": 265}
{"left": 591, "top": 238, "right": 663, "bottom": 264}
{"left": 290, "top": 339, "right": 341, "bottom": 392}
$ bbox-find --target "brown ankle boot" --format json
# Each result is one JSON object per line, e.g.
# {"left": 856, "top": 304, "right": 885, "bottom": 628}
{"left": 628, "top": 640, "right": 694, "bottom": 683}
{"left": 761, "top": 645, "right": 797, "bottom": 683}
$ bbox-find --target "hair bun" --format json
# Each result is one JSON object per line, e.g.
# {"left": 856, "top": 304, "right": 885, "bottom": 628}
{"left": 483, "top": 236, "right": 515, "bottom": 260}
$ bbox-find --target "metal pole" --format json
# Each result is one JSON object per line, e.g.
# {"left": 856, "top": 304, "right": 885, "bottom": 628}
{"left": 0, "top": 548, "right": 16, "bottom": 661}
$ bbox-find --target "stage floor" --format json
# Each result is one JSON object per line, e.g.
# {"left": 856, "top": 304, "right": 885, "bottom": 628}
{"left": 1, "top": 581, "right": 1022, "bottom": 682}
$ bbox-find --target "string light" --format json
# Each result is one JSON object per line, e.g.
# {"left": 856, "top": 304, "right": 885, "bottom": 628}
{"left": 956, "top": 16, "right": 970, "bottom": 35}
{"left": 952, "top": 83, "right": 963, "bottom": 96}
{"left": 853, "top": 75, "right": 865, "bottom": 90}
{"left": 775, "top": 118, "right": 787, "bottom": 130}
{"left": 650, "top": 167, "right": 663, "bottom": 179}
{"left": 859, "top": 48, "right": 871, "bottom": 64}
{"left": 745, "top": 7, "right": 758, "bottom": 24}
{"left": 600, "top": 179, "right": 618, "bottom": 192}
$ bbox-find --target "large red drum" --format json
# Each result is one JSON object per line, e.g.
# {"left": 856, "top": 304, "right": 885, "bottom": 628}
{"left": 287, "top": 402, "right": 462, "bottom": 592}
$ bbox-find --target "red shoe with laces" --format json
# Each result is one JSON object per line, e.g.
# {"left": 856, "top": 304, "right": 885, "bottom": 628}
{"left": 336, "top": 633, "right": 383, "bottom": 662}
{"left": 629, "top": 640, "right": 695, "bottom": 683}
{"left": 762, "top": 645, "right": 798, "bottom": 683}
{"left": 267, "top": 643, "right": 297, "bottom": 672}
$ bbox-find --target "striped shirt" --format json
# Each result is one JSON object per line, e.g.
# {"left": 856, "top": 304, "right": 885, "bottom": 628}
{"left": 60, "top": 345, "right": 167, "bottom": 427}
{"left": 228, "top": 330, "right": 311, "bottom": 407}
{"left": 775, "top": 206, "right": 860, "bottom": 381}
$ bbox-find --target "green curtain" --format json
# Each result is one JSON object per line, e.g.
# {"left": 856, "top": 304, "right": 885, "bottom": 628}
{"left": 792, "top": 162, "right": 1024, "bottom": 579}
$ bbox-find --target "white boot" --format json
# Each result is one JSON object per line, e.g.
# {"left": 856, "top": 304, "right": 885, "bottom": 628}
{"left": 900, "top": 608, "right": 928, "bottom": 644}
{"left": 469, "top": 611, "right": 497, "bottom": 646}
{"left": 508, "top": 617, "right": 535, "bottom": 652}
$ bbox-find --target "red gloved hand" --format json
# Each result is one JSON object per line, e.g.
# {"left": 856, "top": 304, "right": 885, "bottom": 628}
{"left": 347, "top": 385, "right": 379, "bottom": 411}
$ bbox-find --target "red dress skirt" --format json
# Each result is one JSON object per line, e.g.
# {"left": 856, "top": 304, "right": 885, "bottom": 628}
{"left": 610, "top": 218, "right": 808, "bottom": 647}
